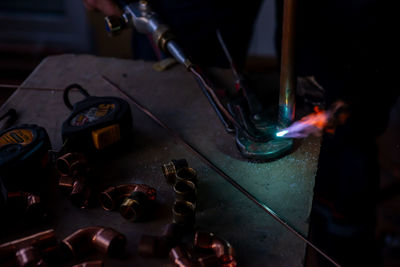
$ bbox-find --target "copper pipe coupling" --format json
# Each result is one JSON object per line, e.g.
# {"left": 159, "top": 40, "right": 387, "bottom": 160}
{"left": 0, "top": 229, "right": 58, "bottom": 267}
{"left": 56, "top": 153, "right": 91, "bottom": 208}
{"left": 61, "top": 227, "right": 126, "bottom": 260}
{"left": 99, "top": 184, "right": 156, "bottom": 222}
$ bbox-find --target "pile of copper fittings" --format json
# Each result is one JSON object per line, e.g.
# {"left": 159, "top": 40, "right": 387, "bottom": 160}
{"left": 0, "top": 229, "right": 58, "bottom": 267}
{"left": 5, "top": 191, "right": 44, "bottom": 219}
{"left": 56, "top": 152, "right": 92, "bottom": 208}
{"left": 0, "top": 226, "right": 126, "bottom": 267}
{"left": 163, "top": 159, "right": 197, "bottom": 227}
{"left": 99, "top": 183, "right": 156, "bottom": 222}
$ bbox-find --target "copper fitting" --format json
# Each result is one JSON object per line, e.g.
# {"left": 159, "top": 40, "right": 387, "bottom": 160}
{"left": 162, "top": 159, "right": 188, "bottom": 184}
{"left": 99, "top": 184, "right": 137, "bottom": 211}
{"left": 69, "top": 179, "right": 91, "bottom": 209}
{"left": 73, "top": 260, "right": 103, "bottom": 267}
{"left": 172, "top": 201, "right": 195, "bottom": 227}
{"left": 61, "top": 227, "right": 126, "bottom": 259}
{"left": 138, "top": 223, "right": 187, "bottom": 258}
{"left": 56, "top": 153, "right": 88, "bottom": 177}
{"left": 173, "top": 179, "right": 196, "bottom": 203}
{"left": 119, "top": 184, "right": 156, "bottom": 222}
{"left": 176, "top": 167, "right": 197, "bottom": 184}
{"left": 0, "top": 229, "right": 57, "bottom": 267}
{"left": 6, "top": 191, "right": 43, "bottom": 216}
{"left": 197, "top": 254, "right": 221, "bottom": 267}
{"left": 169, "top": 246, "right": 196, "bottom": 267}
{"left": 58, "top": 175, "right": 75, "bottom": 192}
{"left": 194, "top": 232, "right": 236, "bottom": 267}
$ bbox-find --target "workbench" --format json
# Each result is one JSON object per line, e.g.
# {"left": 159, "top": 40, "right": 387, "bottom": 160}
{"left": 0, "top": 55, "right": 320, "bottom": 266}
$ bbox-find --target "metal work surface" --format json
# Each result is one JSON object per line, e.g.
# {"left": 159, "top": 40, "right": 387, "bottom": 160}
{"left": 0, "top": 55, "right": 320, "bottom": 266}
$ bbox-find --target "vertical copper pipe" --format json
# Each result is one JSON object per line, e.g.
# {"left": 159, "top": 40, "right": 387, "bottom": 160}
{"left": 279, "top": 0, "right": 297, "bottom": 126}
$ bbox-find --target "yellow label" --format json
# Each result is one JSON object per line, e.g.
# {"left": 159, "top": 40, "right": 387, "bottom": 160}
{"left": 0, "top": 129, "right": 34, "bottom": 148}
{"left": 91, "top": 124, "right": 121, "bottom": 150}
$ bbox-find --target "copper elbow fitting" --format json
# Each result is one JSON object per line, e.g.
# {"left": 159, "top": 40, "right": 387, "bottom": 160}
{"left": 56, "top": 153, "right": 88, "bottom": 177}
{"left": 118, "top": 184, "right": 156, "bottom": 221}
{"left": 0, "top": 229, "right": 57, "bottom": 267}
{"left": 162, "top": 159, "right": 188, "bottom": 184}
{"left": 194, "top": 232, "right": 236, "bottom": 267}
{"left": 169, "top": 246, "right": 197, "bottom": 267}
{"left": 61, "top": 227, "right": 126, "bottom": 259}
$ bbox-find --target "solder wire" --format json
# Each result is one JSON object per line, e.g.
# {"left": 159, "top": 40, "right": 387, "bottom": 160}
{"left": 101, "top": 75, "right": 342, "bottom": 267}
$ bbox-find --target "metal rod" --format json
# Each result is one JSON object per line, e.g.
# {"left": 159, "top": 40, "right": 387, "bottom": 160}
{"left": 101, "top": 75, "right": 341, "bottom": 267}
{"left": 279, "top": 0, "right": 297, "bottom": 127}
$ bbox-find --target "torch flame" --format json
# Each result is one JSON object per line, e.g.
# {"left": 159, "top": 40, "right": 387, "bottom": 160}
{"left": 276, "top": 102, "right": 347, "bottom": 139}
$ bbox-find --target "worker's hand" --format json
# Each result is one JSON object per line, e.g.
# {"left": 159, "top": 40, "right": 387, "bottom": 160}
{"left": 83, "top": 0, "right": 122, "bottom": 16}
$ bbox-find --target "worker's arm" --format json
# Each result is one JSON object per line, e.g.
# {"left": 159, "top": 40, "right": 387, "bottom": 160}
{"left": 82, "top": 0, "right": 122, "bottom": 16}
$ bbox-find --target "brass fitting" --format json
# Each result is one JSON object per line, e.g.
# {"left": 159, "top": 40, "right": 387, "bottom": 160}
{"left": 194, "top": 232, "right": 236, "bottom": 267}
{"left": 162, "top": 159, "right": 188, "bottom": 184}
{"left": 176, "top": 167, "right": 197, "bottom": 184}
{"left": 98, "top": 184, "right": 137, "bottom": 211}
{"left": 138, "top": 223, "right": 187, "bottom": 258}
{"left": 118, "top": 184, "right": 156, "bottom": 222}
{"left": 173, "top": 179, "right": 196, "bottom": 204}
{"left": 172, "top": 200, "right": 195, "bottom": 227}
{"left": 169, "top": 246, "right": 196, "bottom": 267}
{"left": 0, "top": 229, "right": 58, "bottom": 267}
{"left": 61, "top": 227, "right": 126, "bottom": 260}
{"left": 56, "top": 153, "right": 88, "bottom": 177}
{"left": 73, "top": 260, "right": 103, "bottom": 267}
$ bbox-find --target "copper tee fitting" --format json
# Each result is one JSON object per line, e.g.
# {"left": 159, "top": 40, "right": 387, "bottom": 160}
{"left": 194, "top": 232, "right": 236, "bottom": 267}
{"left": 61, "top": 227, "right": 126, "bottom": 259}
{"left": 162, "top": 159, "right": 188, "bottom": 184}
{"left": 0, "top": 229, "right": 58, "bottom": 267}
{"left": 99, "top": 184, "right": 137, "bottom": 211}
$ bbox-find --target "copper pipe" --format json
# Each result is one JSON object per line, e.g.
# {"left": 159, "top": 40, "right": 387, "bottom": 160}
{"left": 56, "top": 153, "right": 88, "bottom": 177}
{"left": 61, "top": 227, "right": 126, "bottom": 259}
{"left": 99, "top": 184, "right": 137, "bottom": 211}
{"left": 169, "top": 246, "right": 196, "bottom": 267}
{"left": 194, "top": 232, "right": 236, "bottom": 267}
{"left": 279, "top": 0, "right": 297, "bottom": 126}
{"left": 162, "top": 159, "right": 189, "bottom": 184}
{"left": 73, "top": 260, "right": 103, "bottom": 267}
{"left": 0, "top": 229, "right": 57, "bottom": 267}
